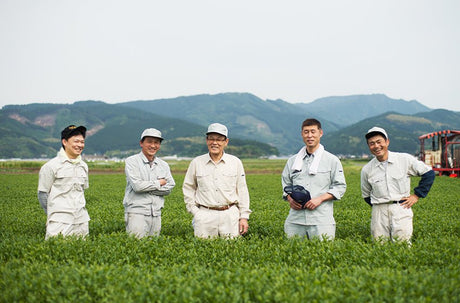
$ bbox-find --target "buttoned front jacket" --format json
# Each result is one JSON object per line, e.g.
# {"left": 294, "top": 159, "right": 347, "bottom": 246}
{"left": 38, "top": 149, "right": 90, "bottom": 224}
{"left": 123, "top": 152, "right": 175, "bottom": 216}
{"left": 182, "top": 153, "right": 251, "bottom": 219}
{"left": 361, "top": 151, "right": 431, "bottom": 204}
{"left": 282, "top": 149, "right": 346, "bottom": 225}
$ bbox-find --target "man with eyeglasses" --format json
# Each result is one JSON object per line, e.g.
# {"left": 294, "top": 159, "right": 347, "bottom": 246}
{"left": 183, "top": 123, "right": 251, "bottom": 238}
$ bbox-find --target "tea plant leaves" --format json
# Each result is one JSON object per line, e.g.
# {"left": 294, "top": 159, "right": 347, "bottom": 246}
{"left": 0, "top": 163, "right": 459, "bottom": 302}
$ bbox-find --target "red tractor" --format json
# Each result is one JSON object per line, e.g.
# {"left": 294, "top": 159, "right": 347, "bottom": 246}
{"left": 419, "top": 130, "right": 460, "bottom": 177}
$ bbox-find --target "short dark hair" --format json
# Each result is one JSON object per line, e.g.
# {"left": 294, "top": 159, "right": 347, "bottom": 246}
{"left": 61, "top": 125, "right": 86, "bottom": 140}
{"left": 61, "top": 125, "right": 86, "bottom": 149}
{"left": 301, "top": 118, "right": 322, "bottom": 130}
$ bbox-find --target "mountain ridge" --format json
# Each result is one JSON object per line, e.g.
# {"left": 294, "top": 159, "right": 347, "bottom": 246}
{"left": 1, "top": 93, "right": 458, "bottom": 158}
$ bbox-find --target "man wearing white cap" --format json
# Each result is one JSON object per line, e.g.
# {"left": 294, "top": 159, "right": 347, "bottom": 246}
{"left": 361, "top": 126, "right": 435, "bottom": 242}
{"left": 183, "top": 123, "right": 251, "bottom": 238}
{"left": 123, "top": 128, "right": 175, "bottom": 238}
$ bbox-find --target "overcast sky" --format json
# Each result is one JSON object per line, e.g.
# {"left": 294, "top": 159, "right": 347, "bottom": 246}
{"left": 1, "top": 0, "right": 459, "bottom": 111}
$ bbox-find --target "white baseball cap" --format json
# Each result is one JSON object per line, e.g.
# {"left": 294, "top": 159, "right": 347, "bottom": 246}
{"left": 206, "top": 123, "right": 228, "bottom": 137}
{"left": 365, "top": 126, "right": 388, "bottom": 140}
{"left": 140, "top": 128, "right": 163, "bottom": 141}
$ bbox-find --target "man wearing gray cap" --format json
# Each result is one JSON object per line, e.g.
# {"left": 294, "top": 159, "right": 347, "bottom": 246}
{"left": 123, "top": 128, "right": 175, "bottom": 238}
{"left": 361, "top": 126, "right": 435, "bottom": 242}
{"left": 182, "top": 123, "right": 251, "bottom": 238}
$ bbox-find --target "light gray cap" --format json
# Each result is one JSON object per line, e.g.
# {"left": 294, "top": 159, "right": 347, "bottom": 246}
{"left": 365, "top": 126, "right": 388, "bottom": 140}
{"left": 206, "top": 123, "right": 228, "bottom": 137}
{"left": 141, "top": 128, "right": 163, "bottom": 141}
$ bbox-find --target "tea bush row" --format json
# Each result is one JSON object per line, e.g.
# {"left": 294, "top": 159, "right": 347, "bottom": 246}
{"left": 0, "top": 166, "right": 459, "bottom": 302}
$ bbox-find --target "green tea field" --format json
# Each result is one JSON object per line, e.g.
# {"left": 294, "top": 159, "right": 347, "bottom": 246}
{"left": 1, "top": 160, "right": 459, "bottom": 302}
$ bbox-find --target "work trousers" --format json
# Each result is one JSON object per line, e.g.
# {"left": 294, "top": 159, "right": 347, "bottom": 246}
{"left": 125, "top": 213, "right": 161, "bottom": 238}
{"left": 371, "top": 203, "right": 413, "bottom": 242}
{"left": 284, "top": 222, "right": 335, "bottom": 240}
{"left": 193, "top": 205, "right": 240, "bottom": 239}
{"left": 46, "top": 221, "right": 89, "bottom": 239}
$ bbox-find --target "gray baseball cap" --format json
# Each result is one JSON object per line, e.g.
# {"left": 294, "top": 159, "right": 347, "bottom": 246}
{"left": 365, "top": 126, "right": 388, "bottom": 140}
{"left": 206, "top": 123, "right": 228, "bottom": 137}
{"left": 141, "top": 128, "right": 163, "bottom": 141}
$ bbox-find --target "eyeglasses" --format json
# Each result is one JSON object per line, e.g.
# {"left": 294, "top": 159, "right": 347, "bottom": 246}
{"left": 206, "top": 137, "right": 227, "bottom": 142}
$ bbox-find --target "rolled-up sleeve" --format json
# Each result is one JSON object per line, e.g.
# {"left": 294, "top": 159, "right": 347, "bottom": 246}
{"left": 327, "top": 158, "right": 346, "bottom": 200}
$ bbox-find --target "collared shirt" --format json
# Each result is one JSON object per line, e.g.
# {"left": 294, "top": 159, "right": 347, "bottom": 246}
{"left": 38, "top": 148, "right": 90, "bottom": 224}
{"left": 182, "top": 153, "right": 251, "bottom": 219}
{"left": 123, "top": 152, "right": 175, "bottom": 216}
{"left": 361, "top": 151, "right": 432, "bottom": 205}
{"left": 281, "top": 148, "right": 346, "bottom": 225}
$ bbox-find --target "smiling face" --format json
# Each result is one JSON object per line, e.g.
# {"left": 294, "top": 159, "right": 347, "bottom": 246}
{"left": 367, "top": 134, "right": 390, "bottom": 161}
{"left": 62, "top": 134, "right": 85, "bottom": 159}
{"left": 301, "top": 124, "right": 323, "bottom": 153}
{"left": 206, "top": 133, "right": 228, "bottom": 160}
{"left": 140, "top": 136, "right": 162, "bottom": 161}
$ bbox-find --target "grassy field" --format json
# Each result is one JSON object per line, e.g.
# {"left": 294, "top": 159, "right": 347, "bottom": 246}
{"left": 0, "top": 160, "right": 459, "bottom": 302}
{"left": 0, "top": 158, "right": 291, "bottom": 174}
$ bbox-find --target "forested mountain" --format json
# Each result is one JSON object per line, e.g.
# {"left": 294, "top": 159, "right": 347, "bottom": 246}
{"left": 294, "top": 94, "right": 431, "bottom": 126}
{"left": 1, "top": 93, "right": 458, "bottom": 159}
{"left": 0, "top": 101, "right": 277, "bottom": 158}
{"left": 322, "top": 109, "right": 460, "bottom": 156}
{"left": 119, "top": 93, "right": 341, "bottom": 153}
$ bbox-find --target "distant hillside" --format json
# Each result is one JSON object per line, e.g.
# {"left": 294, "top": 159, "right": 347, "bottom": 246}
{"left": 295, "top": 94, "right": 431, "bottom": 127}
{"left": 119, "top": 93, "right": 340, "bottom": 155}
{"left": 1, "top": 93, "right": 458, "bottom": 159}
{"left": 322, "top": 109, "right": 460, "bottom": 155}
{"left": 0, "top": 101, "right": 278, "bottom": 159}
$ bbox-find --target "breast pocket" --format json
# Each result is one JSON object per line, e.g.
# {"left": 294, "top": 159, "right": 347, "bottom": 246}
{"left": 221, "top": 172, "right": 237, "bottom": 192}
{"left": 55, "top": 170, "right": 74, "bottom": 191}
{"left": 291, "top": 171, "right": 303, "bottom": 181}
{"left": 369, "top": 176, "right": 387, "bottom": 199}
{"left": 196, "top": 173, "right": 212, "bottom": 192}
{"left": 55, "top": 167, "right": 87, "bottom": 192}
{"left": 315, "top": 169, "right": 331, "bottom": 185}
{"left": 152, "top": 167, "right": 166, "bottom": 180}
{"left": 391, "top": 174, "right": 410, "bottom": 194}
{"left": 74, "top": 166, "right": 87, "bottom": 189}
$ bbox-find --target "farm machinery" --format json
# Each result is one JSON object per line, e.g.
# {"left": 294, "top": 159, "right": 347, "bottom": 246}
{"left": 419, "top": 130, "right": 460, "bottom": 177}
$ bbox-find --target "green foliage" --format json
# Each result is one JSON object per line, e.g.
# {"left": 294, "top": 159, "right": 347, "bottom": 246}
{"left": 0, "top": 162, "right": 459, "bottom": 302}
{"left": 323, "top": 110, "right": 460, "bottom": 155}
{"left": 296, "top": 94, "right": 431, "bottom": 127}
{"left": 2, "top": 94, "right": 460, "bottom": 158}
{"left": 0, "top": 159, "right": 287, "bottom": 174}
{"left": 119, "top": 93, "right": 339, "bottom": 155}
{"left": 0, "top": 100, "right": 280, "bottom": 158}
